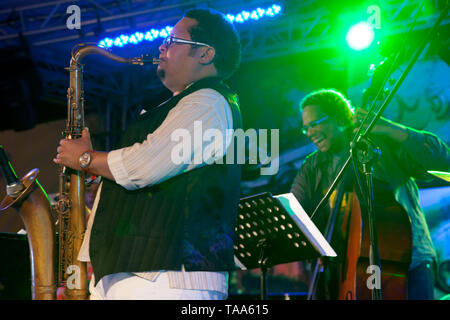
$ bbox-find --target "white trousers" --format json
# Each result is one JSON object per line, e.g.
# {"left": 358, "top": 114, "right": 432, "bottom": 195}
{"left": 89, "top": 272, "right": 227, "bottom": 300}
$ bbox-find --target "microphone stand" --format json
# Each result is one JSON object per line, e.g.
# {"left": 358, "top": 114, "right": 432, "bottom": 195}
{"left": 306, "top": 3, "right": 449, "bottom": 300}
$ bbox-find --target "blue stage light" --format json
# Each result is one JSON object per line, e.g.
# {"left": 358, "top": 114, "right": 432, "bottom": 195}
{"left": 129, "top": 35, "right": 137, "bottom": 44}
{"left": 226, "top": 14, "right": 235, "bottom": 23}
{"left": 135, "top": 32, "right": 144, "bottom": 42}
{"left": 151, "top": 29, "right": 159, "bottom": 38}
{"left": 250, "top": 11, "right": 258, "bottom": 20}
{"left": 120, "top": 35, "right": 129, "bottom": 45}
{"left": 98, "top": 4, "right": 282, "bottom": 48}
{"left": 273, "top": 5, "right": 281, "bottom": 14}
{"left": 114, "top": 38, "right": 123, "bottom": 47}
{"left": 144, "top": 31, "right": 153, "bottom": 41}
{"left": 160, "top": 29, "right": 168, "bottom": 38}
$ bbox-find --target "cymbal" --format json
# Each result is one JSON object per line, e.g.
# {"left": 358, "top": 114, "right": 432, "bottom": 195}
{"left": 427, "top": 170, "right": 450, "bottom": 183}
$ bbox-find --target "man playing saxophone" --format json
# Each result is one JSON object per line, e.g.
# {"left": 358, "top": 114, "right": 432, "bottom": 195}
{"left": 54, "top": 8, "right": 242, "bottom": 300}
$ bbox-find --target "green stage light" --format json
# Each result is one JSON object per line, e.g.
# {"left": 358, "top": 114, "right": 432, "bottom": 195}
{"left": 346, "top": 21, "right": 375, "bottom": 51}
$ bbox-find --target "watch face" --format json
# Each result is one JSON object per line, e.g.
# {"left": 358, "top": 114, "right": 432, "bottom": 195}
{"left": 79, "top": 152, "right": 91, "bottom": 169}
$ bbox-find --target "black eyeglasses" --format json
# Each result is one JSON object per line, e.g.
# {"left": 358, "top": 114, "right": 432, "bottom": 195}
{"left": 162, "top": 35, "right": 211, "bottom": 48}
{"left": 301, "top": 115, "right": 329, "bottom": 135}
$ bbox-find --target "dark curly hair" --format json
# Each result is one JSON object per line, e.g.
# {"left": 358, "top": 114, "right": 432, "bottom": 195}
{"left": 184, "top": 8, "right": 241, "bottom": 79}
{"left": 299, "top": 89, "right": 354, "bottom": 129}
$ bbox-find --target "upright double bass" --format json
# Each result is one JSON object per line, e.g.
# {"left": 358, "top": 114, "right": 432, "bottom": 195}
{"left": 306, "top": 168, "right": 412, "bottom": 300}
{"left": 336, "top": 179, "right": 412, "bottom": 300}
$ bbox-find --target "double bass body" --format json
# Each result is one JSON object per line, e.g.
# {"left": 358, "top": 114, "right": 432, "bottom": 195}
{"left": 338, "top": 183, "right": 412, "bottom": 300}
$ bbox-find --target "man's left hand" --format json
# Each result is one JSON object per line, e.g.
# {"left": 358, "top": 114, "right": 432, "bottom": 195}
{"left": 53, "top": 128, "right": 92, "bottom": 170}
{"left": 353, "top": 108, "right": 408, "bottom": 143}
{"left": 353, "top": 108, "right": 392, "bottom": 135}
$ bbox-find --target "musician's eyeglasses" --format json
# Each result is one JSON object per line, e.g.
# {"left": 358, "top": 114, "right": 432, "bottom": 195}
{"left": 301, "top": 115, "right": 329, "bottom": 135}
{"left": 162, "top": 35, "right": 211, "bottom": 48}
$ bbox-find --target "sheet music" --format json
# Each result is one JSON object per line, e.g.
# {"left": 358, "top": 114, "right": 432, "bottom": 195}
{"left": 274, "top": 193, "right": 337, "bottom": 257}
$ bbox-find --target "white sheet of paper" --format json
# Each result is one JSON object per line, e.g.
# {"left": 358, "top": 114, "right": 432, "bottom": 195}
{"left": 274, "top": 193, "right": 337, "bottom": 257}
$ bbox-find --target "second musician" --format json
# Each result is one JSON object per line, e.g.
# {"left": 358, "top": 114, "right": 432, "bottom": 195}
{"left": 291, "top": 89, "right": 450, "bottom": 300}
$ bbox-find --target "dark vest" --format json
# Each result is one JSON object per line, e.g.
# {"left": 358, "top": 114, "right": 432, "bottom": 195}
{"left": 90, "top": 78, "right": 242, "bottom": 284}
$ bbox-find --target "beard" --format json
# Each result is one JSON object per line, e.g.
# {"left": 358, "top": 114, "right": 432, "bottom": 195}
{"left": 156, "top": 68, "right": 165, "bottom": 80}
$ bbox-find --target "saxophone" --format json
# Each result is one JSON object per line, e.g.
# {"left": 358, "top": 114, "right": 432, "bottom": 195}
{"left": 0, "top": 45, "right": 158, "bottom": 300}
{"left": 56, "top": 44, "right": 158, "bottom": 299}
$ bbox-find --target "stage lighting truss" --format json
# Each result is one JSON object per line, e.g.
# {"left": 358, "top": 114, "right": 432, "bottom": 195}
{"left": 98, "top": 4, "right": 282, "bottom": 49}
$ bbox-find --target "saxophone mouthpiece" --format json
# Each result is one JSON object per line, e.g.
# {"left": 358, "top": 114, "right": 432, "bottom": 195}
{"left": 128, "top": 54, "right": 159, "bottom": 66}
{"left": 141, "top": 54, "right": 159, "bottom": 65}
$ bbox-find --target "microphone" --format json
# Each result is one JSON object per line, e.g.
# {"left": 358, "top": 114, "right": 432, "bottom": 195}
{"left": 0, "top": 146, "right": 25, "bottom": 197}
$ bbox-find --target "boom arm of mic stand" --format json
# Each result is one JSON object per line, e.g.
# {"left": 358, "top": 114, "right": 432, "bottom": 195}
{"left": 354, "top": 3, "right": 449, "bottom": 145}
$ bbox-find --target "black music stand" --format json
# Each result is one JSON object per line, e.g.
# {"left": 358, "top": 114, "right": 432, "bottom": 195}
{"left": 234, "top": 192, "right": 336, "bottom": 300}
